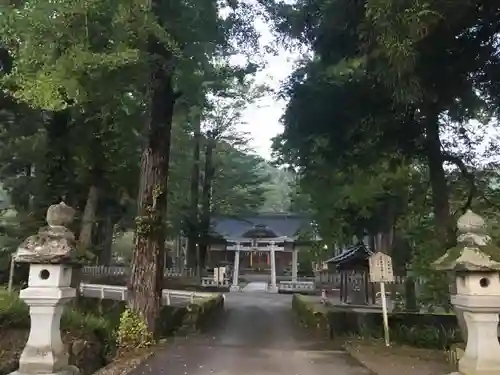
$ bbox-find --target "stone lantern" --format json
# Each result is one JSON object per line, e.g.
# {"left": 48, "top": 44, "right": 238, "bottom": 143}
{"left": 11, "top": 202, "right": 79, "bottom": 375}
{"left": 433, "top": 209, "right": 500, "bottom": 375}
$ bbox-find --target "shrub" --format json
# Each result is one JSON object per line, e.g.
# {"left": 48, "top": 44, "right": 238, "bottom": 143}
{"left": 116, "top": 308, "right": 154, "bottom": 351}
{"left": 0, "top": 288, "right": 118, "bottom": 357}
{"left": 0, "top": 289, "right": 29, "bottom": 328}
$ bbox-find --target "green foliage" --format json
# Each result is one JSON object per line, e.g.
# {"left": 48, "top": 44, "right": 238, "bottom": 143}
{"left": 116, "top": 308, "right": 154, "bottom": 351}
{"left": 0, "top": 288, "right": 116, "bottom": 340}
{"left": 0, "top": 0, "right": 275, "bottom": 271}
{"left": 267, "top": 0, "right": 500, "bottom": 310}
{"left": 0, "top": 289, "right": 29, "bottom": 328}
{"left": 260, "top": 165, "right": 293, "bottom": 213}
{"left": 211, "top": 146, "right": 271, "bottom": 215}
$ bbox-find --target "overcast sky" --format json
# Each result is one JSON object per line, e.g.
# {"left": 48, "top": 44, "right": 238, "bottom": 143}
{"left": 236, "top": 16, "right": 297, "bottom": 160}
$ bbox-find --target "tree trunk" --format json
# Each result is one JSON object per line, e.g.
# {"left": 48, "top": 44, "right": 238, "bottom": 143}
{"left": 39, "top": 109, "right": 74, "bottom": 217}
{"left": 425, "top": 113, "right": 455, "bottom": 247}
{"left": 187, "top": 122, "right": 201, "bottom": 270}
{"left": 199, "top": 136, "right": 215, "bottom": 271}
{"left": 425, "top": 109, "right": 463, "bottom": 338}
{"left": 79, "top": 184, "right": 100, "bottom": 250}
{"left": 128, "top": 47, "right": 177, "bottom": 334}
{"left": 97, "top": 211, "right": 114, "bottom": 265}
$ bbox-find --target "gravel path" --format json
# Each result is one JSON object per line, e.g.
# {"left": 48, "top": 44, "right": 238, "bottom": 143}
{"left": 129, "top": 292, "right": 372, "bottom": 375}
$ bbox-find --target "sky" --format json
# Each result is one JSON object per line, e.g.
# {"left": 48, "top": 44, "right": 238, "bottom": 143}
{"left": 236, "top": 17, "right": 297, "bottom": 160}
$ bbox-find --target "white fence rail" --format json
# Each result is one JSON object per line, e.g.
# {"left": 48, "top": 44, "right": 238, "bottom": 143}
{"left": 79, "top": 283, "right": 216, "bottom": 306}
{"left": 314, "top": 271, "right": 426, "bottom": 285}
{"left": 82, "top": 266, "right": 195, "bottom": 278}
{"left": 279, "top": 280, "right": 315, "bottom": 292}
{"left": 201, "top": 277, "right": 230, "bottom": 287}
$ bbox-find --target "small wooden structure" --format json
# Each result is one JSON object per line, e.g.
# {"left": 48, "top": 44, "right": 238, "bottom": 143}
{"left": 326, "top": 243, "right": 376, "bottom": 304}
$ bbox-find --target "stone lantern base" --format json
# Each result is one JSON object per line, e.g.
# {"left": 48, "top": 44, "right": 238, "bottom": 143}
{"left": 10, "top": 365, "right": 80, "bottom": 375}
{"left": 10, "top": 264, "right": 80, "bottom": 375}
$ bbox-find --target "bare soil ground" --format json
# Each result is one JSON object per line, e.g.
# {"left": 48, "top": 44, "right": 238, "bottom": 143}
{"left": 344, "top": 339, "right": 454, "bottom": 375}
{"left": 0, "top": 330, "right": 28, "bottom": 375}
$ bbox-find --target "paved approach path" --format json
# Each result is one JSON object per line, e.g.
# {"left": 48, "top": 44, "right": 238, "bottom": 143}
{"left": 130, "top": 292, "right": 372, "bottom": 375}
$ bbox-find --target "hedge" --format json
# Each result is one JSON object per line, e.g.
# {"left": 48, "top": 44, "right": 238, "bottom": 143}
{"left": 292, "top": 294, "right": 462, "bottom": 349}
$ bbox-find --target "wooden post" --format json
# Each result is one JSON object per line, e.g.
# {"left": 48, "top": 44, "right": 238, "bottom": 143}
{"left": 368, "top": 252, "right": 395, "bottom": 347}
{"left": 364, "top": 270, "right": 369, "bottom": 304}
{"left": 340, "top": 271, "right": 344, "bottom": 302}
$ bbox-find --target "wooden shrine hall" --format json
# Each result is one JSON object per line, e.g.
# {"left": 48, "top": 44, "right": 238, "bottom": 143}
{"left": 206, "top": 213, "right": 311, "bottom": 293}
{"left": 326, "top": 242, "right": 377, "bottom": 305}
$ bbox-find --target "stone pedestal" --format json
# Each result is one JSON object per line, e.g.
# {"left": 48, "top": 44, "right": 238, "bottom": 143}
{"left": 13, "top": 265, "right": 78, "bottom": 375}
{"left": 432, "top": 210, "right": 500, "bottom": 375}
{"left": 10, "top": 202, "right": 80, "bottom": 375}
{"left": 458, "top": 309, "right": 500, "bottom": 375}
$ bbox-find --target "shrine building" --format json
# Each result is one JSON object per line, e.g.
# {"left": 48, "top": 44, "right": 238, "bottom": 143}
{"left": 206, "top": 213, "right": 311, "bottom": 277}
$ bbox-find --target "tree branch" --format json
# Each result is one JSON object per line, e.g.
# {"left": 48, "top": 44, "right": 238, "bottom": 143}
{"left": 442, "top": 152, "right": 475, "bottom": 215}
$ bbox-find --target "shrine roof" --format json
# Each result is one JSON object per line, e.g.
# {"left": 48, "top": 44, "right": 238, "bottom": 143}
{"left": 211, "top": 213, "right": 309, "bottom": 240}
{"left": 326, "top": 243, "right": 374, "bottom": 266}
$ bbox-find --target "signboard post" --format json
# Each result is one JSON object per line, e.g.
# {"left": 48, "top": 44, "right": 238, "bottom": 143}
{"left": 368, "top": 252, "right": 395, "bottom": 347}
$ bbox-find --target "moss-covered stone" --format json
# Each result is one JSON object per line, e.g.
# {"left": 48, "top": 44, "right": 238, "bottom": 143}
{"left": 178, "top": 295, "right": 224, "bottom": 333}
{"left": 433, "top": 245, "right": 500, "bottom": 271}
{"left": 292, "top": 295, "right": 331, "bottom": 338}
{"left": 432, "top": 210, "right": 500, "bottom": 271}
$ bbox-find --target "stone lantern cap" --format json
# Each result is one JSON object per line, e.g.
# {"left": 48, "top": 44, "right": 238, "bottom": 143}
{"left": 14, "top": 201, "right": 79, "bottom": 264}
{"left": 432, "top": 210, "right": 500, "bottom": 272}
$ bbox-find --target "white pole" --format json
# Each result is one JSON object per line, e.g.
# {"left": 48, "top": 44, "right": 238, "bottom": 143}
{"left": 269, "top": 242, "right": 277, "bottom": 293}
{"left": 230, "top": 242, "right": 240, "bottom": 292}
{"left": 380, "top": 281, "right": 390, "bottom": 347}
{"left": 292, "top": 247, "right": 298, "bottom": 281}
{"left": 7, "top": 255, "right": 15, "bottom": 293}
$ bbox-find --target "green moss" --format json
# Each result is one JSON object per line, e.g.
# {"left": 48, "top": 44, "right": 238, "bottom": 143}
{"left": 179, "top": 295, "right": 224, "bottom": 333}
{"left": 434, "top": 242, "right": 500, "bottom": 270}
{"left": 292, "top": 295, "right": 330, "bottom": 336}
